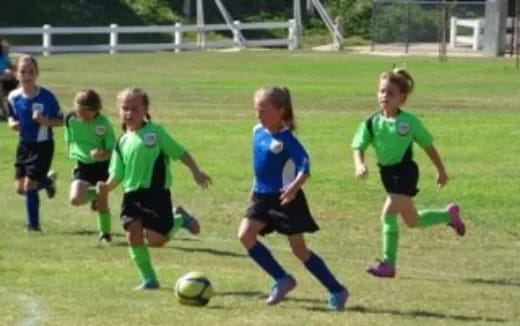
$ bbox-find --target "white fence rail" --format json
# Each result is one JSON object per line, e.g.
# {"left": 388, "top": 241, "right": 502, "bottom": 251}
{"left": 450, "top": 16, "right": 515, "bottom": 50}
{"left": 0, "top": 20, "right": 299, "bottom": 55}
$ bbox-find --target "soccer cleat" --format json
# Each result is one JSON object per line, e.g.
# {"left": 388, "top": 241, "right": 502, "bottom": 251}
{"left": 98, "top": 233, "right": 112, "bottom": 243}
{"left": 328, "top": 287, "right": 349, "bottom": 311}
{"left": 446, "top": 203, "right": 465, "bottom": 236}
{"left": 174, "top": 206, "right": 200, "bottom": 235}
{"left": 366, "top": 260, "right": 396, "bottom": 278}
{"left": 134, "top": 279, "right": 160, "bottom": 291}
{"left": 266, "top": 274, "right": 297, "bottom": 305}
{"left": 45, "top": 170, "right": 58, "bottom": 199}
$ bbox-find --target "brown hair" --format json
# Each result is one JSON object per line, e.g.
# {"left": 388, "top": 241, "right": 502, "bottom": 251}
{"left": 117, "top": 87, "right": 151, "bottom": 131}
{"left": 379, "top": 68, "right": 415, "bottom": 97}
{"left": 256, "top": 86, "right": 296, "bottom": 131}
{"left": 74, "top": 89, "right": 102, "bottom": 111}
{"left": 15, "top": 54, "right": 39, "bottom": 74}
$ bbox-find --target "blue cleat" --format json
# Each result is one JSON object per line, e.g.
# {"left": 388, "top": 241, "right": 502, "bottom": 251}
{"left": 134, "top": 279, "right": 160, "bottom": 291}
{"left": 266, "top": 274, "right": 297, "bottom": 305}
{"left": 328, "top": 287, "right": 349, "bottom": 311}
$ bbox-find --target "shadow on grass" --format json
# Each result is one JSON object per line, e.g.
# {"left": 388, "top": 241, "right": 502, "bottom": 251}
{"left": 465, "top": 278, "right": 520, "bottom": 287}
{"left": 305, "top": 305, "right": 507, "bottom": 322}
{"left": 173, "top": 245, "right": 246, "bottom": 258}
{"left": 217, "top": 291, "right": 325, "bottom": 304}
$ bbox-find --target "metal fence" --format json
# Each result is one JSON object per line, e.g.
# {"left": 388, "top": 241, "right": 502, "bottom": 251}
{"left": 370, "top": 0, "right": 489, "bottom": 57}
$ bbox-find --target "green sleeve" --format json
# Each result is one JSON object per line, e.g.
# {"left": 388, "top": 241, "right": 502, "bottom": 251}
{"left": 109, "top": 144, "right": 125, "bottom": 182}
{"left": 413, "top": 117, "right": 434, "bottom": 149}
{"left": 103, "top": 118, "right": 116, "bottom": 151}
{"left": 157, "top": 126, "right": 186, "bottom": 160}
{"left": 351, "top": 121, "right": 371, "bottom": 151}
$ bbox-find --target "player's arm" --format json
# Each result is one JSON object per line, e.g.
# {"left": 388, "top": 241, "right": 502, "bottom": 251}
{"left": 424, "top": 145, "right": 448, "bottom": 188}
{"left": 280, "top": 134, "right": 310, "bottom": 205}
{"left": 280, "top": 172, "right": 309, "bottom": 206}
{"left": 7, "top": 116, "right": 19, "bottom": 130}
{"left": 353, "top": 149, "right": 368, "bottom": 180}
{"left": 179, "top": 152, "right": 212, "bottom": 188}
{"left": 33, "top": 113, "right": 64, "bottom": 127}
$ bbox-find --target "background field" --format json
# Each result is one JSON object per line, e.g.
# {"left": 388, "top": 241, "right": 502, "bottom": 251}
{"left": 0, "top": 52, "right": 519, "bottom": 326}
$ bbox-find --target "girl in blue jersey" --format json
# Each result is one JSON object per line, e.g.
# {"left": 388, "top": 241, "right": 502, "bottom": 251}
{"left": 7, "top": 55, "right": 63, "bottom": 231}
{"left": 238, "top": 86, "right": 349, "bottom": 311}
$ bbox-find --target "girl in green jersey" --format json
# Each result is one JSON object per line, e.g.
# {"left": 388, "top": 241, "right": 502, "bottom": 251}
{"left": 98, "top": 87, "right": 211, "bottom": 290}
{"left": 351, "top": 69, "right": 466, "bottom": 278}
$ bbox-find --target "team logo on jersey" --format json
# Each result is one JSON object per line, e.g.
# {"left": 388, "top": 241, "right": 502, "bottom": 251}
{"left": 269, "top": 139, "right": 284, "bottom": 154}
{"left": 32, "top": 103, "right": 44, "bottom": 113}
{"left": 396, "top": 121, "right": 410, "bottom": 135}
{"left": 95, "top": 125, "right": 106, "bottom": 136}
{"left": 143, "top": 133, "right": 157, "bottom": 147}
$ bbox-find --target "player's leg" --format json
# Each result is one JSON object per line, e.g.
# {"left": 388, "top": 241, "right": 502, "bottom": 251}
{"left": 289, "top": 234, "right": 348, "bottom": 310}
{"left": 69, "top": 179, "right": 90, "bottom": 206}
{"left": 24, "top": 176, "right": 41, "bottom": 231}
{"left": 126, "top": 219, "right": 159, "bottom": 290}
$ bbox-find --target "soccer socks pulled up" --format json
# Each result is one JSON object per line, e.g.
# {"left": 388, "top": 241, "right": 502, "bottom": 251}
{"left": 382, "top": 214, "right": 399, "bottom": 265}
{"left": 417, "top": 209, "right": 450, "bottom": 228}
{"left": 248, "top": 242, "right": 287, "bottom": 281}
{"left": 303, "top": 252, "right": 344, "bottom": 293}
{"left": 97, "top": 211, "right": 111, "bottom": 234}
{"left": 167, "top": 214, "right": 185, "bottom": 240}
{"left": 129, "top": 245, "right": 157, "bottom": 283}
{"left": 25, "top": 190, "right": 40, "bottom": 228}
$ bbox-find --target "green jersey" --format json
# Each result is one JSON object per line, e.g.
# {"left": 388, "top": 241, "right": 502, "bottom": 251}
{"left": 351, "top": 109, "right": 433, "bottom": 166}
{"left": 64, "top": 112, "right": 116, "bottom": 164}
{"left": 110, "top": 122, "right": 186, "bottom": 193}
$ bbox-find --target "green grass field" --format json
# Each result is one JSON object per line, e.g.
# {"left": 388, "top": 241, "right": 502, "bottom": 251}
{"left": 1, "top": 51, "right": 519, "bottom": 326}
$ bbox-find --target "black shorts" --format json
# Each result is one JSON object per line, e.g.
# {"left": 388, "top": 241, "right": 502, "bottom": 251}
{"left": 15, "top": 140, "right": 54, "bottom": 182}
{"left": 121, "top": 188, "right": 173, "bottom": 236}
{"left": 379, "top": 160, "right": 419, "bottom": 197}
{"left": 72, "top": 161, "right": 109, "bottom": 185}
{"left": 245, "top": 189, "right": 319, "bottom": 236}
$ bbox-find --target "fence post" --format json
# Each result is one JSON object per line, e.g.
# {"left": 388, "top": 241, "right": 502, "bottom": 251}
{"left": 233, "top": 20, "right": 245, "bottom": 50}
{"left": 473, "top": 19, "right": 482, "bottom": 50}
{"left": 288, "top": 19, "right": 298, "bottom": 50}
{"left": 449, "top": 17, "right": 457, "bottom": 48}
{"left": 333, "top": 16, "right": 344, "bottom": 51}
{"left": 42, "top": 24, "right": 51, "bottom": 56}
{"left": 175, "top": 23, "right": 183, "bottom": 53}
{"left": 110, "top": 24, "right": 118, "bottom": 54}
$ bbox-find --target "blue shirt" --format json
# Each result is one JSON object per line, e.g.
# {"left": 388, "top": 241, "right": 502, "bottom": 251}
{"left": 0, "top": 55, "right": 10, "bottom": 74}
{"left": 252, "top": 124, "right": 310, "bottom": 194}
{"left": 8, "top": 87, "right": 63, "bottom": 143}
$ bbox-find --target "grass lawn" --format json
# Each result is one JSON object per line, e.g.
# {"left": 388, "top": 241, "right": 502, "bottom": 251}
{"left": 0, "top": 51, "right": 519, "bottom": 326}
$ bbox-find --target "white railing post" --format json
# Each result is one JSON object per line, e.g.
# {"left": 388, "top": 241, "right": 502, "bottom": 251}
{"left": 42, "top": 24, "right": 51, "bottom": 56}
{"left": 449, "top": 17, "right": 457, "bottom": 48}
{"left": 333, "top": 16, "right": 344, "bottom": 51}
{"left": 233, "top": 20, "right": 245, "bottom": 50}
{"left": 109, "top": 24, "right": 118, "bottom": 54}
{"left": 473, "top": 19, "right": 481, "bottom": 51}
{"left": 174, "top": 23, "right": 183, "bottom": 53}
{"left": 288, "top": 19, "right": 298, "bottom": 50}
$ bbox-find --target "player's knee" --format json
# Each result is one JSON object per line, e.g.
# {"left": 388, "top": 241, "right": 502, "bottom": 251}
{"left": 237, "top": 230, "right": 255, "bottom": 248}
{"left": 16, "top": 187, "right": 25, "bottom": 195}
{"left": 69, "top": 196, "right": 83, "bottom": 206}
{"left": 291, "top": 246, "right": 310, "bottom": 262}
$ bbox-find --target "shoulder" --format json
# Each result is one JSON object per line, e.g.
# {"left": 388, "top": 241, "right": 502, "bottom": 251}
{"left": 7, "top": 87, "right": 22, "bottom": 101}
{"left": 252, "top": 123, "right": 263, "bottom": 133}
{"left": 65, "top": 111, "right": 78, "bottom": 125}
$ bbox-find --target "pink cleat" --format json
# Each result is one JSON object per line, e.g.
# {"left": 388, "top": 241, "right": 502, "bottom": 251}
{"left": 366, "top": 261, "right": 396, "bottom": 278}
{"left": 266, "top": 275, "right": 297, "bottom": 305}
{"left": 446, "top": 203, "right": 466, "bottom": 236}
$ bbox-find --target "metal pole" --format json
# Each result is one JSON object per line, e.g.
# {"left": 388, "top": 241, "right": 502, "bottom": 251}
{"left": 371, "top": 0, "right": 376, "bottom": 52}
{"left": 294, "top": 0, "right": 303, "bottom": 48}
{"left": 438, "top": 0, "right": 447, "bottom": 62}
{"left": 405, "top": 0, "right": 410, "bottom": 54}
{"left": 516, "top": 0, "right": 519, "bottom": 68}
{"left": 196, "top": 0, "right": 206, "bottom": 49}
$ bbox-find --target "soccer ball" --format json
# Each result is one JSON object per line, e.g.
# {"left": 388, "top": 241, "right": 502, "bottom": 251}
{"left": 174, "top": 272, "right": 214, "bottom": 306}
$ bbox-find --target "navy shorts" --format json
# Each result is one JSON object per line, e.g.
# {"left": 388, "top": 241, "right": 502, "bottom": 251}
{"left": 15, "top": 140, "right": 54, "bottom": 182}
{"left": 121, "top": 188, "right": 173, "bottom": 236}
{"left": 245, "top": 189, "right": 319, "bottom": 236}
{"left": 72, "top": 161, "right": 109, "bottom": 185}
{"left": 379, "top": 160, "right": 419, "bottom": 197}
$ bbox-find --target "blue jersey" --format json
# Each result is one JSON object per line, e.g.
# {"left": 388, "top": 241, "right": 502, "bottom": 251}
{"left": 8, "top": 87, "right": 62, "bottom": 143}
{"left": 252, "top": 124, "right": 310, "bottom": 194}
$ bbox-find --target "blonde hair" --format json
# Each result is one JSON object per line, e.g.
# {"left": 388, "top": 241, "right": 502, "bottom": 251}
{"left": 117, "top": 87, "right": 151, "bottom": 130}
{"left": 74, "top": 89, "right": 102, "bottom": 111}
{"left": 255, "top": 86, "right": 296, "bottom": 131}
{"left": 379, "top": 68, "right": 415, "bottom": 97}
{"left": 15, "top": 54, "right": 39, "bottom": 74}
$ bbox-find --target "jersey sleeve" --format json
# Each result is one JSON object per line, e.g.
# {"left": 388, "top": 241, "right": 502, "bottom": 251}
{"left": 351, "top": 120, "right": 371, "bottom": 151}
{"left": 102, "top": 117, "right": 116, "bottom": 151}
{"left": 284, "top": 132, "right": 310, "bottom": 175}
{"left": 7, "top": 97, "right": 17, "bottom": 120}
{"left": 157, "top": 125, "right": 186, "bottom": 160}
{"left": 109, "top": 141, "right": 125, "bottom": 182}
{"left": 45, "top": 92, "right": 63, "bottom": 120}
{"left": 412, "top": 117, "right": 434, "bottom": 149}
